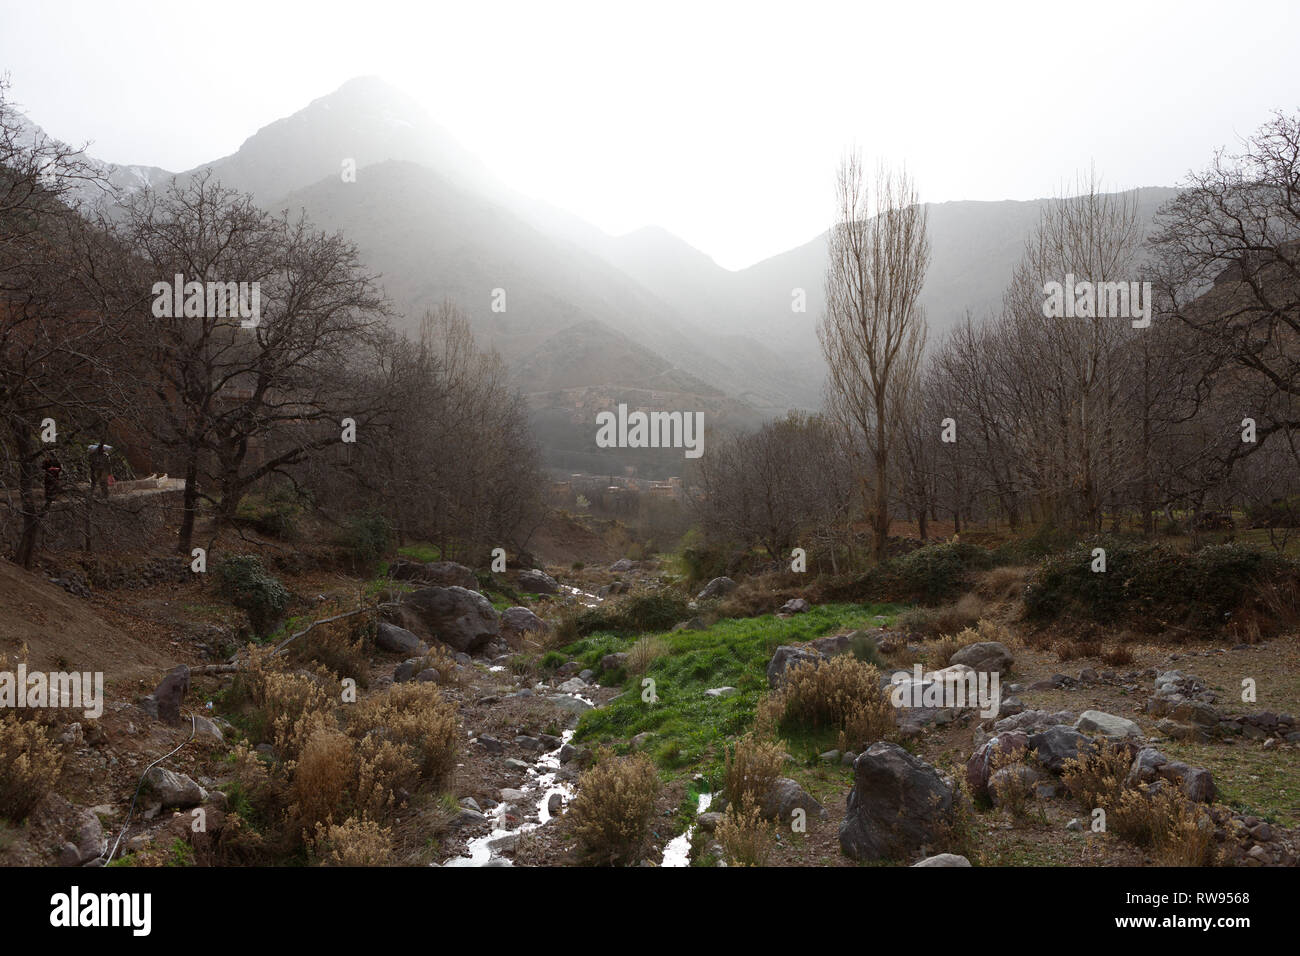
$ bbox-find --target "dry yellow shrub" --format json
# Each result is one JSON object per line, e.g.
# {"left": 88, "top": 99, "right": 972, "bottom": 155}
{"left": 568, "top": 750, "right": 660, "bottom": 865}
{"left": 345, "top": 682, "right": 458, "bottom": 787}
{"left": 0, "top": 715, "right": 64, "bottom": 822}
{"left": 723, "top": 734, "right": 783, "bottom": 810}
{"left": 310, "top": 816, "right": 392, "bottom": 866}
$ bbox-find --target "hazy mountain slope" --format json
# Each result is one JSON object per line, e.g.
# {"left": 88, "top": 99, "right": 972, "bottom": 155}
{"left": 16, "top": 78, "right": 1182, "bottom": 429}
{"left": 610, "top": 188, "right": 1183, "bottom": 377}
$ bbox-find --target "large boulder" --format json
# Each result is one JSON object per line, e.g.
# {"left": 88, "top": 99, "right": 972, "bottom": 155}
{"left": 399, "top": 586, "right": 500, "bottom": 653}
{"left": 142, "top": 664, "right": 190, "bottom": 726}
{"left": 424, "top": 561, "right": 479, "bottom": 590}
{"left": 949, "top": 641, "right": 1013, "bottom": 675}
{"left": 839, "top": 742, "right": 957, "bottom": 861}
{"left": 518, "top": 568, "right": 559, "bottom": 594}
{"left": 144, "top": 768, "right": 205, "bottom": 809}
{"left": 500, "top": 606, "right": 549, "bottom": 642}
{"left": 375, "top": 621, "right": 427, "bottom": 655}
{"left": 1124, "top": 747, "right": 1218, "bottom": 803}
{"left": 965, "top": 731, "right": 1029, "bottom": 803}
{"left": 1028, "top": 726, "right": 1095, "bottom": 772}
{"left": 696, "top": 576, "right": 737, "bottom": 601}
{"left": 762, "top": 777, "right": 827, "bottom": 822}
{"left": 766, "top": 645, "right": 821, "bottom": 688}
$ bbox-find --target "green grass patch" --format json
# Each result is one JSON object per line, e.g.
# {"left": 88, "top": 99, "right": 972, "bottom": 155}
{"left": 568, "top": 602, "right": 902, "bottom": 774}
{"left": 396, "top": 543, "right": 443, "bottom": 563}
{"left": 1160, "top": 740, "right": 1300, "bottom": 828}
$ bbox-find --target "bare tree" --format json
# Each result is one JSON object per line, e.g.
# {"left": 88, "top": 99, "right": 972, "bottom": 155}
{"left": 115, "top": 173, "right": 389, "bottom": 553}
{"left": 819, "top": 154, "right": 929, "bottom": 562}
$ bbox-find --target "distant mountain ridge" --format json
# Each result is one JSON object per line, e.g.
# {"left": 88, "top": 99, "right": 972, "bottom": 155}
{"left": 17, "top": 77, "right": 1181, "bottom": 469}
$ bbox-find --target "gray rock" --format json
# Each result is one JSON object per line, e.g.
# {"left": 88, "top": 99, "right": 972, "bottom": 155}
{"left": 416, "top": 668, "right": 441, "bottom": 683}
{"left": 559, "top": 743, "right": 592, "bottom": 767}
{"left": 500, "top": 606, "right": 549, "bottom": 640}
{"left": 547, "top": 793, "right": 564, "bottom": 816}
{"left": 839, "top": 742, "right": 956, "bottom": 861}
{"left": 557, "top": 677, "right": 588, "bottom": 694}
{"left": 518, "top": 569, "right": 559, "bottom": 594}
{"left": 69, "top": 808, "right": 105, "bottom": 864}
{"left": 762, "top": 777, "right": 827, "bottom": 822}
{"left": 1074, "top": 709, "right": 1143, "bottom": 739}
{"left": 1028, "top": 726, "right": 1095, "bottom": 772}
{"left": 192, "top": 715, "right": 224, "bottom": 743}
{"left": 398, "top": 586, "right": 500, "bottom": 653}
{"left": 912, "top": 853, "right": 971, "bottom": 867}
{"left": 989, "top": 764, "right": 1050, "bottom": 807}
{"left": 811, "top": 633, "right": 854, "bottom": 657}
{"left": 965, "top": 731, "right": 1029, "bottom": 802}
{"left": 600, "top": 652, "right": 629, "bottom": 671}
{"left": 609, "top": 558, "right": 635, "bottom": 572}
{"left": 779, "top": 597, "right": 811, "bottom": 614}
{"left": 146, "top": 664, "right": 190, "bottom": 726}
{"left": 696, "top": 811, "right": 724, "bottom": 832}
{"left": 696, "top": 576, "right": 737, "bottom": 601}
{"left": 949, "top": 641, "right": 1014, "bottom": 675}
{"left": 376, "top": 621, "right": 427, "bottom": 655}
{"left": 766, "top": 645, "right": 821, "bottom": 688}
{"left": 994, "top": 709, "right": 1079, "bottom": 736}
{"left": 143, "top": 767, "right": 205, "bottom": 809}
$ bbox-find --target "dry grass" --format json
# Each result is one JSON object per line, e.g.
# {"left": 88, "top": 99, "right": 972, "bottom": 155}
{"left": 288, "top": 724, "right": 356, "bottom": 836}
{"left": 286, "top": 616, "right": 373, "bottom": 687}
{"left": 988, "top": 747, "right": 1041, "bottom": 820}
{"left": 1062, "top": 739, "right": 1131, "bottom": 811}
{"left": 568, "top": 749, "right": 660, "bottom": 865}
{"left": 309, "top": 816, "right": 393, "bottom": 866}
{"left": 975, "top": 565, "right": 1031, "bottom": 603}
{"left": 1064, "top": 741, "right": 1219, "bottom": 866}
{"left": 716, "top": 796, "right": 774, "bottom": 866}
{"left": 924, "top": 619, "right": 1009, "bottom": 670}
{"left": 1055, "top": 638, "right": 1101, "bottom": 662}
{"left": 723, "top": 734, "right": 784, "bottom": 809}
{"left": 345, "top": 682, "right": 458, "bottom": 787}
{"left": 758, "top": 655, "right": 895, "bottom": 752}
{"left": 1109, "top": 787, "right": 1218, "bottom": 864}
{"left": 0, "top": 715, "right": 64, "bottom": 822}
{"left": 1101, "top": 645, "right": 1135, "bottom": 667}
{"left": 626, "top": 635, "right": 667, "bottom": 675}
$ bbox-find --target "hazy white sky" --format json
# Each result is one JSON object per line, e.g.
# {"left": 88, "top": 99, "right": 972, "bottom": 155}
{"left": 1, "top": 0, "right": 1295, "bottom": 269}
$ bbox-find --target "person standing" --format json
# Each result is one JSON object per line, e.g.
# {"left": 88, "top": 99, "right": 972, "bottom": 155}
{"left": 89, "top": 443, "right": 111, "bottom": 499}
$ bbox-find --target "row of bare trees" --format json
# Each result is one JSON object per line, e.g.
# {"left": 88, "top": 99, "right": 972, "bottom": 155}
{"left": 0, "top": 80, "right": 544, "bottom": 568}
{"left": 896, "top": 115, "right": 1300, "bottom": 543}
{"left": 701, "top": 111, "right": 1300, "bottom": 564}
